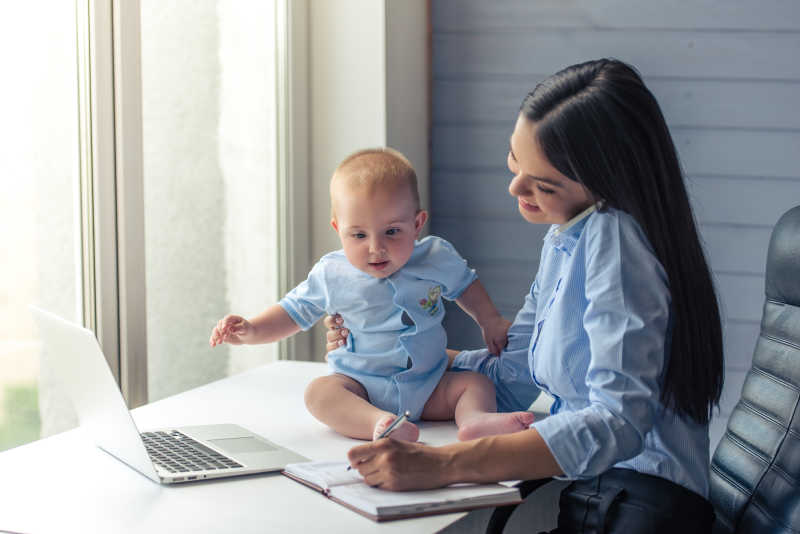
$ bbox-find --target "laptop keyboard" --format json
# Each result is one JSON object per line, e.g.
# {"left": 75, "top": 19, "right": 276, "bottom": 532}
{"left": 142, "top": 430, "right": 243, "bottom": 473}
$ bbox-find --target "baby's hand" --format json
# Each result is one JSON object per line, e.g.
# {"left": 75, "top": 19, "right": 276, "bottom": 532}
{"left": 481, "top": 315, "right": 511, "bottom": 356}
{"left": 209, "top": 314, "right": 255, "bottom": 347}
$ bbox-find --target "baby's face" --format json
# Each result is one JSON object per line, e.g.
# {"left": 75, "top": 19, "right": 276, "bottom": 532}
{"left": 331, "top": 184, "right": 426, "bottom": 278}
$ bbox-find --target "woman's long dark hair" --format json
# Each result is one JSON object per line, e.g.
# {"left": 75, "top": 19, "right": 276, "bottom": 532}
{"left": 521, "top": 59, "right": 723, "bottom": 424}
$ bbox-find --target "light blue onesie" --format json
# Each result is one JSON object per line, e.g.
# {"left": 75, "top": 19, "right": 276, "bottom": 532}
{"left": 279, "top": 235, "right": 477, "bottom": 420}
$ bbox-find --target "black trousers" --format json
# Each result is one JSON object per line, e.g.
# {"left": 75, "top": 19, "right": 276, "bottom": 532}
{"left": 486, "top": 468, "right": 715, "bottom": 534}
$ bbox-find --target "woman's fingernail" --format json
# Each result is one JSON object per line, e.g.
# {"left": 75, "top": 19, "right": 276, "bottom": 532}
{"left": 338, "top": 340, "right": 344, "bottom": 346}
{"left": 341, "top": 329, "right": 349, "bottom": 337}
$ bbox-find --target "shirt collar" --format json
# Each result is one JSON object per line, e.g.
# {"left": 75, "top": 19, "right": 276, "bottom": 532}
{"left": 544, "top": 202, "right": 600, "bottom": 255}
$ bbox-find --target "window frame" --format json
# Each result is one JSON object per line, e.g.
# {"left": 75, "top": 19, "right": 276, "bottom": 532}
{"left": 275, "top": 0, "right": 312, "bottom": 361}
{"left": 76, "top": 0, "right": 122, "bottom": 392}
{"left": 79, "top": 0, "right": 309, "bottom": 407}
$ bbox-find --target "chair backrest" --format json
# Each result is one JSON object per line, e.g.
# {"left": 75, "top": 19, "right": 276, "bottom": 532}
{"left": 709, "top": 205, "right": 800, "bottom": 533}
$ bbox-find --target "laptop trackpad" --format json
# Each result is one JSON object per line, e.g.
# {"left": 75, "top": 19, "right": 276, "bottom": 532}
{"left": 209, "top": 436, "right": 277, "bottom": 454}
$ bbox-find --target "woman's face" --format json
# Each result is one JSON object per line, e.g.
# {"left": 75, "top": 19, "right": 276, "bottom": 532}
{"left": 507, "top": 114, "right": 593, "bottom": 225}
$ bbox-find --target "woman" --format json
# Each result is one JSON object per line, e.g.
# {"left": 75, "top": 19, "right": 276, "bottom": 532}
{"left": 325, "top": 59, "right": 723, "bottom": 532}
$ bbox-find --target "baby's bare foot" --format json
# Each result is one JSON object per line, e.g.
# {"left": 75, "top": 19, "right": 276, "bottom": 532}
{"left": 373, "top": 414, "right": 420, "bottom": 442}
{"left": 457, "top": 411, "right": 535, "bottom": 441}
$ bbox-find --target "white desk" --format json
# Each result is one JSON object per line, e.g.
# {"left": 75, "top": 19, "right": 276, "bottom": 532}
{"left": 0, "top": 361, "right": 472, "bottom": 534}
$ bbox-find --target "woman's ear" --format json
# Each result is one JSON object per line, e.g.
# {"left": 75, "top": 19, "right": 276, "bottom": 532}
{"left": 414, "top": 210, "right": 428, "bottom": 237}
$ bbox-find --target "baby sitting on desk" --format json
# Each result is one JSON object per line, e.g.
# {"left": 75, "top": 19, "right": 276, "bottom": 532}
{"left": 210, "top": 148, "right": 534, "bottom": 442}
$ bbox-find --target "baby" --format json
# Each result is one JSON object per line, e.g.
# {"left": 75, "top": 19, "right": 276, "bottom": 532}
{"left": 210, "top": 148, "right": 534, "bottom": 441}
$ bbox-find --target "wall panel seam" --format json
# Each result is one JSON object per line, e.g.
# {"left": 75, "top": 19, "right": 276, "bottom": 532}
{"left": 434, "top": 74, "right": 800, "bottom": 84}
{"left": 433, "top": 28, "right": 800, "bottom": 36}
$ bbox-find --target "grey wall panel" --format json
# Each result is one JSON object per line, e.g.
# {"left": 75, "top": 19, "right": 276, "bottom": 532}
{"left": 436, "top": 218, "right": 547, "bottom": 264}
{"left": 434, "top": 32, "right": 800, "bottom": 80}
{"left": 432, "top": 125, "right": 506, "bottom": 170}
{"left": 469, "top": 260, "right": 538, "bottom": 312}
{"left": 431, "top": 1, "right": 800, "bottom": 458}
{"left": 716, "top": 274, "right": 765, "bottom": 322}
{"left": 439, "top": 217, "right": 773, "bottom": 286}
{"left": 435, "top": 79, "right": 800, "bottom": 130}
{"left": 724, "top": 321, "right": 760, "bottom": 371}
{"left": 708, "top": 416, "right": 729, "bottom": 451}
{"left": 699, "top": 224, "right": 772, "bottom": 275}
{"left": 433, "top": 0, "right": 800, "bottom": 32}
{"left": 689, "top": 177, "right": 800, "bottom": 226}
{"left": 719, "top": 369, "right": 749, "bottom": 415}
{"left": 434, "top": 172, "right": 800, "bottom": 230}
{"left": 433, "top": 79, "right": 537, "bottom": 125}
{"left": 440, "top": 213, "right": 772, "bottom": 277}
{"left": 435, "top": 124, "right": 800, "bottom": 178}
{"left": 430, "top": 171, "right": 517, "bottom": 220}
{"left": 443, "top": 301, "right": 489, "bottom": 351}
{"left": 673, "top": 129, "right": 800, "bottom": 177}
{"left": 653, "top": 81, "right": 800, "bottom": 130}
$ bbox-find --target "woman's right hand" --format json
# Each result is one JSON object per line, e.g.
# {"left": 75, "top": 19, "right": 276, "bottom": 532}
{"left": 347, "top": 438, "right": 454, "bottom": 491}
{"left": 323, "top": 313, "right": 349, "bottom": 353}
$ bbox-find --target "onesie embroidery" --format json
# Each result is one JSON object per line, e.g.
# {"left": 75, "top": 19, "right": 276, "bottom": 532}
{"left": 419, "top": 285, "right": 442, "bottom": 316}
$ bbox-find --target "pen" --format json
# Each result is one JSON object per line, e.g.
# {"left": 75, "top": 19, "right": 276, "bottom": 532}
{"left": 347, "top": 410, "right": 411, "bottom": 471}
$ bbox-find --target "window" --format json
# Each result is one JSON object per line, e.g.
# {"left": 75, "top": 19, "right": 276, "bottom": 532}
{"left": 0, "top": 0, "right": 307, "bottom": 451}
{"left": 140, "top": 1, "right": 279, "bottom": 401}
{"left": 0, "top": 3, "right": 82, "bottom": 450}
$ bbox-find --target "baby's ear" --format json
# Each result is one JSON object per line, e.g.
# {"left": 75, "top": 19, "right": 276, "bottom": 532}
{"left": 331, "top": 218, "right": 339, "bottom": 232}
{"left": 414, "top": 210, "right": 428, "bottom": 236}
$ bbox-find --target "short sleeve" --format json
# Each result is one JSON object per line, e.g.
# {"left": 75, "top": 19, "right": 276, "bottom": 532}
{"left": 278, "top": 261, "right": 330, "bottom": 331}
{"left": 422, "top": 237, "right": 478, "bottom": 300}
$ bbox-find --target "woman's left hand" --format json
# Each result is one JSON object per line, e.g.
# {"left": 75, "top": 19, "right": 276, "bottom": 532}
{"left": 323, "top": 313, "right": 348, "bottom": 356}
{"left": 347, "top": 438, "right": 454, "bottom": 491}
{"left": 481, "top": 315, "right": 512, "bottom": 355}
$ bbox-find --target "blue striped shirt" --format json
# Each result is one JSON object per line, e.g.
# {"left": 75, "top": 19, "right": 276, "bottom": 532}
{"left": 454, "top": 206, "right": 710, "bottom": 497}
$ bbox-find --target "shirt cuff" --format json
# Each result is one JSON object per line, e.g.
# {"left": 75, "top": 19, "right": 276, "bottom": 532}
{"left": 532, "top": 413, "right": 600, "bottom": 480}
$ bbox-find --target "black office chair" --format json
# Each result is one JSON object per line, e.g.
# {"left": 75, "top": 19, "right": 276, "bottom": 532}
{"left": 709, "top": 205, "right": 800, "bottom": 533}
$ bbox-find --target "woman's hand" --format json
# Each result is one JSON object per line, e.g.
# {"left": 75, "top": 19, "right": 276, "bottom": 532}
{"left": 347, "top": 439, "right": 454, "bottom": 491}
{"left": 323, "top": 313, "right": 348, "bottom": 354}
{"left": 349, "top": 429, "right": 562, "bottom": 491}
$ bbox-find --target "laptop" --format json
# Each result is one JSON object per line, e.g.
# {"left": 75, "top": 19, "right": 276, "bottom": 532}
{"left": 31, "top": 306, "right": 308, "bottom": 484}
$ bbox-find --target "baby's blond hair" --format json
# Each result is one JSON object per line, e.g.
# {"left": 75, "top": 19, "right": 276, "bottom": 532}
{"left": 330, "top": 147, "right": 420, "bottom": 218}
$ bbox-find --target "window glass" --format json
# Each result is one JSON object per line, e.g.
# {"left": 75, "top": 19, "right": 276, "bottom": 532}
{"left": 141, "top": 1, "right": 279, "bottom": 401}
{"left": 0, "top": 4, "right": 81, "bottom": 450}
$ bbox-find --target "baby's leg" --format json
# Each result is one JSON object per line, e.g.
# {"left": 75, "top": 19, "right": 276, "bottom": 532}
{"left": 421, "top": 371, "right": 534, "bottom": 441}
{"left": 304, "top": 374, "right": 419, "bottom": 442}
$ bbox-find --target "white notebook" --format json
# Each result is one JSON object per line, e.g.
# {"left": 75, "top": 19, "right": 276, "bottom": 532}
{"left": 282, "top": 461, "right": 521, "bottom": 522}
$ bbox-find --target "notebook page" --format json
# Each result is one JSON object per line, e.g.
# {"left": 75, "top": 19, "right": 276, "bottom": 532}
{"left": 329, "top": 482, "right": 519, "bottom": 516}
{"left": 283, "top": 461, "right": 364, "bottom": 490}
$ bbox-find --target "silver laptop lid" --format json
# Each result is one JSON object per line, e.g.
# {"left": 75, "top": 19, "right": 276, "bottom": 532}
{"left": 31, "top": 306, "right": 160, "bottom": 482}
